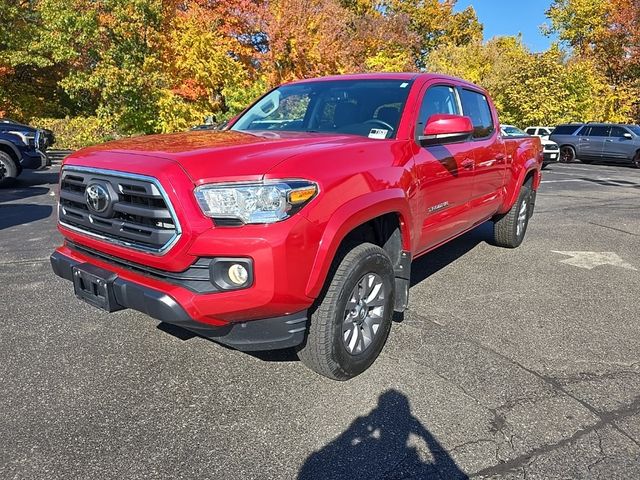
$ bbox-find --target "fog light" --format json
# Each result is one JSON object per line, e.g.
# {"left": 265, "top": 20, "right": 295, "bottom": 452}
{"left": 209, "top": 258, "right": 253, "bottom": 290}
{"left": 228, "top": 263, "right": 249, "bottom": 285}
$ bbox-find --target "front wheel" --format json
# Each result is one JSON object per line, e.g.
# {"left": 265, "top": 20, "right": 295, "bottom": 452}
{"left": 297, "top": 243, "right": 395, "bottom": 380}
{"left": 633, "top": 151, "right": 640, "bottom": 169}
{"left": 0, "top": 151, "right": 18, "bottom": 187}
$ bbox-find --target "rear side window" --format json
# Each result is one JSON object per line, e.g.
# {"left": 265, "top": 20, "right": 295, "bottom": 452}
{"left": 552, "top": 125, "right": 581, "bottom": 135}
{"left": 588, "top": 126, "right": 610, "bottom": 137}
{"left": 525, "top": 128, "right": 535, "bottom": 135}
{"left": 417, "top": 85, "right": 460, "bottom": 127}
{"left": 459, "top": 89, "right": 494, "bottom": 138}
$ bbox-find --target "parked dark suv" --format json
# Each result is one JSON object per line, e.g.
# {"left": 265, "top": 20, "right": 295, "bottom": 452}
{"left": 550, "top": 123, "right": 640, "bottom": 168}
{"left": 0, "top": 119, "right": 54, "bottom": 185}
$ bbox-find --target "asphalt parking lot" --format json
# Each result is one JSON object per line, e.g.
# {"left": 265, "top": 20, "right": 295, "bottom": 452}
{"left": 1, "top": 161, "right": 639, "bottom": 479}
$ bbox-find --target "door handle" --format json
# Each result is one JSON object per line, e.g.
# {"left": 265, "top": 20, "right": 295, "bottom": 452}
{"left": 461, "top": 159, "right": 474, "bottom": 170}
{"left": 496, "top": 154, "right": 505, "bottom": 161}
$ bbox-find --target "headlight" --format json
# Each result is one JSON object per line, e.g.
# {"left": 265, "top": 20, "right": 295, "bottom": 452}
{"left": 7, "top": 131, "right": 34, "bottom": 145}
{"left": 194, "top": 180, "right": 318, "bottom": 225}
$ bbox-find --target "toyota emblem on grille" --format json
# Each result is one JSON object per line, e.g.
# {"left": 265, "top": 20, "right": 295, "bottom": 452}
{"left": 85, "top": 183, "right": 110, "bottom": 214}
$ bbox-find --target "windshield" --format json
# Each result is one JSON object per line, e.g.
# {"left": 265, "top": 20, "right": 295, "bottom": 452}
{"left": 231, "top": 80, "right": 414, "bottom": 140}
{"left": 628, "top": 125, "right": 640, "bottom": 136}
{"left": 502, "top": 126, "right": 527, "bottom": 136}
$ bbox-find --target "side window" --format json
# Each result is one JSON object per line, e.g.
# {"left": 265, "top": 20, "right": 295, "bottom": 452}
{"left": 525, "top": 128, "right": 535, "bottom": 135}
{"left": 577, "top": 126, "right": 592, "bottom": 136}
{"left": 417, "top": 85, "right": 460, "bottom": 128}
{"left": 609, "top": 126, "right": 627, "bottom": 138}
{"left": 459, "top": 89, "right": 494, "bottom": 139}
{"left": 589, "top": 126, "right": 610, "bottom": 137}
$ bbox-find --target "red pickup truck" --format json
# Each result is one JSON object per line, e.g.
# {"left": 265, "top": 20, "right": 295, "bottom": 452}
{"left": 51, "top": 73, "right": 542, "bottom": 380}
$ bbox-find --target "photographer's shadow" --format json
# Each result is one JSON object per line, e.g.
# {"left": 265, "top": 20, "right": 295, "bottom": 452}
{"left": 298, "top": 389, "right": 468, "bottom": 480}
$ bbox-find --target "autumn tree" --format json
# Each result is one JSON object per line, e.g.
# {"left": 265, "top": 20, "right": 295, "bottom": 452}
{"left": 546, "top": 0, "right": 639, "bottom": 121}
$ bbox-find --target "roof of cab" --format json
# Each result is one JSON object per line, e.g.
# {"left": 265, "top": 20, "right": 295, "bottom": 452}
{"left": 289, "top": 72, "right": 485, "bottom": 91}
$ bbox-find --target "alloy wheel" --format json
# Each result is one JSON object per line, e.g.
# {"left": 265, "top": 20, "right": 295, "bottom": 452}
{"left": 0, "top": 159, "right": 7, "bottom": 181}
{"left": 516, "top": 197, "right": 528, "bottom": 237}
{"left": 342, "top": 273, "right": 387, "bottom": 355}
{"left": 560, "top": 147, "right": 574, "bottom": 163}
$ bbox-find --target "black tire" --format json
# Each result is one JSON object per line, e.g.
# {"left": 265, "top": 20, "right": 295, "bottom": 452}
{"left": 541, "top": 163, "right": 549, "bottom": 170}
{"left": 0, "top": 151, "right": 19, "bottom": 187}
{"left": 297, "top": 243, "right": 395, "bottom": 380}
{"left": 633, "top": 151, "right": 640, "bottom": 169}
{"left": 493, "top": 182, "right": 533, "bottom": 248}
{"left": 560, "top": 146, "right": 575, "bottom": 163}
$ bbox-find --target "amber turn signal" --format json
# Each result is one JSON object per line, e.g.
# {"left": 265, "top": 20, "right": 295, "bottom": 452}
{"left": 288, "top": 186, "right": 317, "bottom": 204}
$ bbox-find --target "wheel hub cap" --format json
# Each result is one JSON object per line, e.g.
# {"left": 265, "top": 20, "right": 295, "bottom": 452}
{"left": 343, "top": 273, "right": 386, "bottom": 354}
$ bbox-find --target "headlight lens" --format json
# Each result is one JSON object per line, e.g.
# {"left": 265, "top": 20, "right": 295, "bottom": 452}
{"left": 194, "top": 180, "right": 318, "bottom": 224}
{"left": 7, "top": 131, "right": 34, "bottom": 145}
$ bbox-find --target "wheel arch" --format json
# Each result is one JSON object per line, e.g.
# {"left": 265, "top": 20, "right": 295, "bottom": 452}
{"left": 0, "top": 141, "right": 21, "bottom": 164}
{"left": 304, "top": 190, "right": 413, "bottom": 301}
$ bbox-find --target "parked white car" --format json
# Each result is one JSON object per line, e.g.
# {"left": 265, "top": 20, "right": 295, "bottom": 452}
{"left": 503, "top": 125, "right": 559, "bottom": 168}
{"left": 525, "top": 126, "right": 554, "bottom": 140}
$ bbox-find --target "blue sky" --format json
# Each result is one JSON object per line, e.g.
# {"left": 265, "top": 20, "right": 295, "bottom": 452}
{"left": 454, "top": 0, "right": 556, "bottom": 52}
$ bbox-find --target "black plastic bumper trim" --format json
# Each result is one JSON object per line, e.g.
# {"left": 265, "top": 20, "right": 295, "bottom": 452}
{"left": 50, "top": 251, "right": 307, "bottom": 351}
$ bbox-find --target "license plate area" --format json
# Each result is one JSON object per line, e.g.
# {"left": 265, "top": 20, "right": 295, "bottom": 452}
{"left": 72, "top": 263, "right": 123, "bottom": 312}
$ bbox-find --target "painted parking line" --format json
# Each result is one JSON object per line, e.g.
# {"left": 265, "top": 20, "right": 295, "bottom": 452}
{"left": 541, "top": 179, "right": 590, "bottom": 184}
{"left": 543, "top": 170, "right": 614, "bottom": 178}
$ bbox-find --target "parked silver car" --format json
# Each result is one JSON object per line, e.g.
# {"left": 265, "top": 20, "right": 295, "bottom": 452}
{"left": 549, "top": 123, "right": 640, "bottom": 168}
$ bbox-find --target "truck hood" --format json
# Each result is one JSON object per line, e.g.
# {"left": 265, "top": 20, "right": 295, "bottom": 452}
{"left": 71, "top": 130, "right": 372, "bottom": 184}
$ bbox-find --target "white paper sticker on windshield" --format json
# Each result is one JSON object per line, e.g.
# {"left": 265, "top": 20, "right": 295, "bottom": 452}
{"left": 400, "top": 82, "right": 409, "bottom": 88}
{"left": 368, "top": 128, "right": 388, "bottom": 139}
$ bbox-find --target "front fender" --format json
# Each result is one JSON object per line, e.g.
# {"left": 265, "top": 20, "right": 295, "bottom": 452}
{"left": 304, "top": 189, "right": 413, "bottom": 298}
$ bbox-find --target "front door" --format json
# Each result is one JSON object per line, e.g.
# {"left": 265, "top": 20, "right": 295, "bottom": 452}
{"left": 457, "top": 87, "right": 506, "bottom": 222}
{"left": 604, "top": 126, "right": 635, "bottom": 161}
{"left": 412, "top": 83, "right": 475, "bottom": 253}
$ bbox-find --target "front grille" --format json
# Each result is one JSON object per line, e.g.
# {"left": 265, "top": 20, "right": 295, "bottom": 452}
{"left": 59, "top": 167, "right": 181, "bottom": 254}
{"left": 545, "top": 144, "right": 559, "bottom": 151}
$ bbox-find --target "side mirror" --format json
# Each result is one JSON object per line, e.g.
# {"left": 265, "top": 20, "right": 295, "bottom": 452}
{"left": 623, "top": 133, "right": 633, "bottom": 140}
{"left": 419, "top": 114, "right": 474, "bottom": 145}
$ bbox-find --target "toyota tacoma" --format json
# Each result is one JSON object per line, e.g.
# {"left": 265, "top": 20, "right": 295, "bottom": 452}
{"left": 50, "top": 73, "right": 542, "bottom": 380}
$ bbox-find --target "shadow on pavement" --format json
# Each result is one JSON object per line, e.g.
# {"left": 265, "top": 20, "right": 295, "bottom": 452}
{"left": 578, "top": 177, "right": 640, "bottom": 189}
{"left": 0, "top": 168, "right": 59, "bottom": 203}
{"left": 411, "top": 221, "right": 493, "bottom": 287}
{"left": 0, "top": 204, "right": 53, "bottom": 230}
{"left": 298, "top": 389, "right": 468, "bottom": 480}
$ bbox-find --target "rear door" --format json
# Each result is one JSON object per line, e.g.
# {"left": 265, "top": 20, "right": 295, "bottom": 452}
{"left": 457, "top": 87, "right": 506, "bottom": 222}
{"left": 604, "top": 126, "right": 635, "bottom": 161}
{"left": 412, "top": 83, "right": 475, "bottom": 252}
{"left": 577, "top": 125, "right": 609, "bottom": 159}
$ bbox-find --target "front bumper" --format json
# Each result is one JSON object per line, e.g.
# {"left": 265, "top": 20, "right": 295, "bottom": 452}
{"left": 50, "top": 250, "right": 308, "bottom": 351}
{"left": 20, "top": 149, "right": 48, "bottom": 169}
{"left": 543, "top": 151, "right": 559, "bottom": 164}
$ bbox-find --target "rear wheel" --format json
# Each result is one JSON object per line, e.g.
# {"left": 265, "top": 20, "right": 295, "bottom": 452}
{"left": 0, "top": 151, "right": 18, "bottom": 187}
{"left": 560, "top": 146, "right": 575, "bottom": 163}
{"left": 493, "top": 182, "right": 533, "bottom": 248}
{"left": 297, "top": 243, "right": 395, "bottom": 380}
